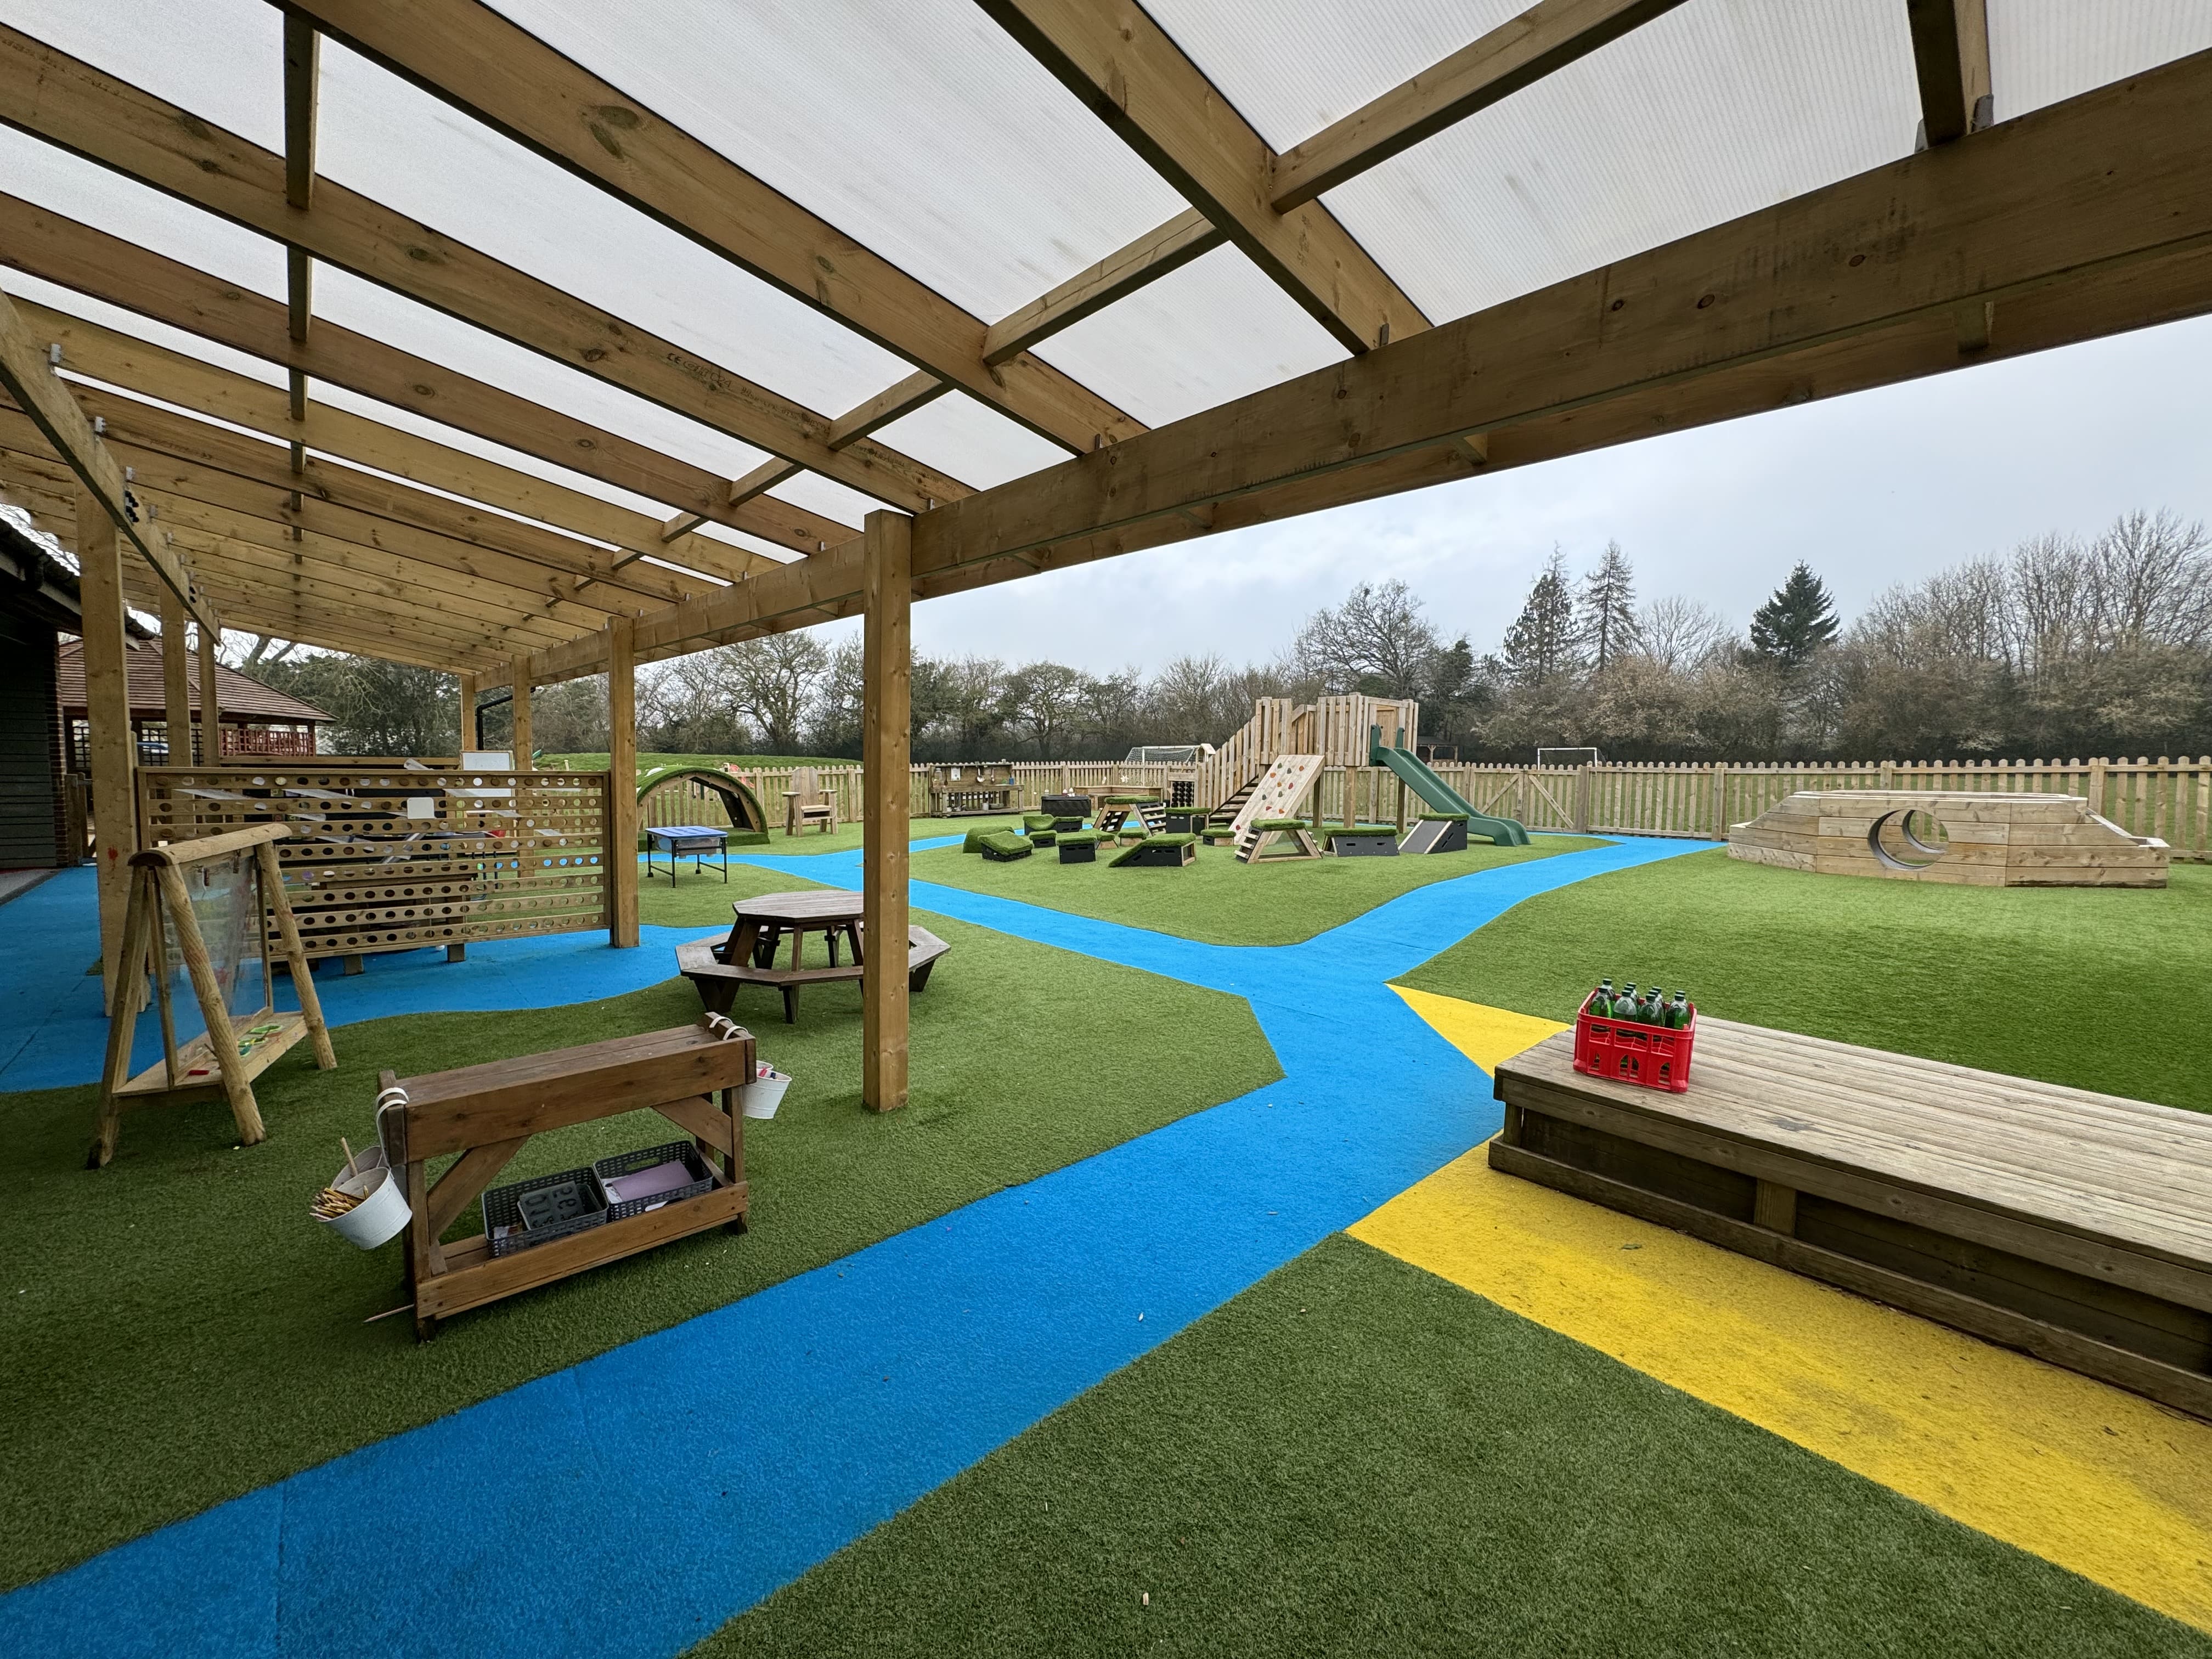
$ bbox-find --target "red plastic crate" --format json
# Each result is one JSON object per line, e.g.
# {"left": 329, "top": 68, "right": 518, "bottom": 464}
{"left": 1572, "top": 992, "right": 1696, "bottom": 1092}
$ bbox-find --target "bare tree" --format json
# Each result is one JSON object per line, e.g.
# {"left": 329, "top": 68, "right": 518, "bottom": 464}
{"left": 1294, "top": 579, "right": 1438, "bottom": 696}
{"left": 1005, "top": 659, "right": 1089, "bottom": 754}
{"left": 1638, "top": 596, "right": 1731, "bottom": 671}
{"left": 720, "top": 631, "right": 831, "bottom": 753}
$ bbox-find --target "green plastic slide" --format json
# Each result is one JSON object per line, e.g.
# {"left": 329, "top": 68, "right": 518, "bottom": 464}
{"left": 1367, "top": 725, "right": 1530, "bottom": 845}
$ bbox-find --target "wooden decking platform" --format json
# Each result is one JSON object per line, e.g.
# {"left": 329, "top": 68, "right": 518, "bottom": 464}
{"left": 1491, "top": 1019, "right": 2212, "bottom": 1419}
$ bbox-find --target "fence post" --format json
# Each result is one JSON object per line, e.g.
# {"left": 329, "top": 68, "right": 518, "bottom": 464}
{"left": 2087, "top": 756, "right": 2107, "bottom": 817}
{"left": 1711, "top": 764, "right": 1728, "bottom": 837}
{"left": 1573, "top": 764, "right": 1590, "bottom": 834}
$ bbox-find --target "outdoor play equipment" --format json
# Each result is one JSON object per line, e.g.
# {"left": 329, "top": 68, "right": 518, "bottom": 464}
{"left": 91, "top": 821, "right": 336, "bottom": 1168}
{"left": 1327, "top": 826, "right": 1400, "bottom": 857}
{"left": 639, "top": 766, "right": 769, "bottom": 846}
{"left": 1110, "top": 833, "right": 1198, "bottom": 868}
{"left": 1238, "top": 818, "right": 1323, "bottom": 862}
{"left": 1057, "top": 829, "right": 1102, "bottom": 863}
{"left": 644, "top": 825, "right": 730, "bottom": 884}
{"left": 1491, "top": 1018, "right": 2212, "bottom": 1421}
{"left": 927, "top": 763, "right": 1018, "bottom": 817}
{"left": 1094, "top": 795, "right": 1168, "bottom": 838}
{"left": 1368, "top": 726, "right": 1531, "bottom": 847}
{"left": 380, "top": 1017, "right": 755, "bottom": 1340}
{"left": 1397, "top": 814, "right": 1470, "bottom": 855}
{"left": 1193, "top": 693, "right": 1530, "bottom": 848}
{"left": 978, "top": 830, "right": 1033, "bottom": 861}
{"left": 1728, "top": 790, "right": 2168, "bottom": 887}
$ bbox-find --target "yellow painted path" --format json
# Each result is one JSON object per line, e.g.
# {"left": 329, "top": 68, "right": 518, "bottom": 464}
{"left": 1364, "top": 985, "right": 2212, "bottom": 1633}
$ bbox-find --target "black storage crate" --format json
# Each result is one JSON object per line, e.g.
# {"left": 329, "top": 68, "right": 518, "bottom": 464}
{"left": 592, "top": 1141, "right": 718, "bottom": 1222}
{"left": 482, "top": 1166, "right": 610, "bottom": 1257}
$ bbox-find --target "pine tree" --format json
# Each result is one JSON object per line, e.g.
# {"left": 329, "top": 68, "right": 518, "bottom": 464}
{"left": 1502, "top": 551, "right": 1583, "bottom": 687}
{"left": 1748, "top": 562, "right": 1841, "bottom": 669}
{"left": 1578, "top": 540, "right": 1642, "bottom": 674}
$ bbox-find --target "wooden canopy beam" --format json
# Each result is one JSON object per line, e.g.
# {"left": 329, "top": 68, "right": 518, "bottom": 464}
{"left": 980, "top": 0, "right": 1429, "bottom": 354}
{"left": 23, "top": 385, "right": 712, "bottom": 606}
{"left": 0, "top": 399, "right": 706, "bottom": 613}
{"left": 526, "top": 48, "right": 2212, "bottom": 681}
{"left": 1268, "top": 0, "right": 1691, "bottom": 210}
{"left": 16, "top": 296, "right": 781, "bottom": 585}
{"left": 0, "top": 281, "right": 219, "bottom": 633}
{"left": 0, "top": 193, "right": 855, "bottom": 554}
{"left": 284, "top": 0, "right": 1146, "bottom": 458}
{"left": 1, "top": 445, "right": 611, "bottom": 649}
{"left": 982, "top": 208, "right": 1224, "bottom": 366}
{"left": 1909, "top": 0, "right": 1993, "bottom": 147}
{"left": 0, "top": 27, "right": 972, "bottom": 515}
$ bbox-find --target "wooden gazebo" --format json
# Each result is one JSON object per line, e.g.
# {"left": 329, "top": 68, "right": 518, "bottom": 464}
{"left": 1, "top": 1, "right": 2208, "bottom": 1111}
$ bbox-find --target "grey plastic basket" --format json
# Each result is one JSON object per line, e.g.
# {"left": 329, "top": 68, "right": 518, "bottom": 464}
{"left": 481, "top": 1166, "right": 609, "bottom": 1258}
{"left": 592, "top": 1141, "right": 717, "bottom": 1222}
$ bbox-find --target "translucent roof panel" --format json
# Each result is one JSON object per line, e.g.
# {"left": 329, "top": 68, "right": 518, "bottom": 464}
{"left": 1990, "top": 0, "right": 2212, "bottom": 116}
{"left": 490, "top": 0, "right": 1188, "bottom": 325}
{"left": 0, "top": 126, "right": 285, "bottom": 299}
{"left": 4, "top": 0, "right": 281, "bottom": 151}
{"left": 1032, "top": 245, "right": 1346, "bottom": 430}
{"left": 315, "top": 41, "right": 912, "bottom": 420}
{"left": 314, "top": 267, "right": 776, "bottom": 484}
{"left": 1141, "top": 0, "right": 1527, "bottom": 153}
{"left": 871, "top": 393, "right": 1067, "bottom": 494}
{"left": 1, "top": 269, "right": 289, "bottom": 392}
{"left": 769, "top": 472, "right": 892, "bottom": 533}
{"left": 1315, "top": 0, "right": 1921, "bottom": 323}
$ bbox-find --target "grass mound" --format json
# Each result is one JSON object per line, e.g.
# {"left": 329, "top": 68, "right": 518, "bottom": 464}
{"left": 0, "top": 921, "right": 1277, "bottom": 1590}
{"left": 1396, "top": 848, "right": 2212, "bottom": 1111}
{"left": 718, "top": 1235, "right": 2205, "bottom": 1657}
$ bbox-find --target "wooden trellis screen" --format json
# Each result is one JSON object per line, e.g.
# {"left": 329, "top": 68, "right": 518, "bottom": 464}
{"left": 138, "top": 765, "right": 614, "bottom": 958}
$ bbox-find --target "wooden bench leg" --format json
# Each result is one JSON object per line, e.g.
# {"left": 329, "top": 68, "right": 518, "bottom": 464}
{"left": 781, "top": 985, "right": 798, "bottom": 1024}
{"left": 445, "top": 943, "right": 467, "bottom": 963}
{"left": 342, "top": 954, "right": 365, "bottom": 976}
{"left": 1753, "top": 1180, "right": 1798, "bottom": 1235}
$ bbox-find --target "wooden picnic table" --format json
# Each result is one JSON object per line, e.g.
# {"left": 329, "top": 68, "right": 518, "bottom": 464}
{"left": 675, "top": 889, "right": 949, "bottom": 1023}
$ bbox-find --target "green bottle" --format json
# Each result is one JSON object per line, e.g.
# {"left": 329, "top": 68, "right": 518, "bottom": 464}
{"left": 1616, "top": 983, "right": 1637, "bottom": 1022}
{"left": 1670, "top": 991, "right": 1690, "bottom": 1029}
{"left": 1593, "top": 979, "right": 1616, "bottom": 1018}
{"left": 1643, "top": 988, "right": 1664, "bottom": 1024}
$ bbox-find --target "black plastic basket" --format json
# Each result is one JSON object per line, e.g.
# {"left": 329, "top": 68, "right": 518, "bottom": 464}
{"left": 592, "top": 1141, "right": 717, "bottom": 1222}
{"left": 481, "top": 1166, "right": 608, "bottom": 1258}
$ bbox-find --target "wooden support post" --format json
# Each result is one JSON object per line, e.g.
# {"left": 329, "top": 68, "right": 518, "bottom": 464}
{"left": 606, "top": 616, "right": 638, "bottom": 947}
{"left": 195, "top": 614, "right": 221, "bottom": 763}
{"left": 456, "top": 670, "right": 478, "bottom": 753}
{"left": 509, "top": 657, "right": 533, "bottom": 770}
{"left": 1574, "top": 764, "right": 1592, "bottom": 834}
{"left": 861, "top": 509, "right": 912, "bottom": 1114}
{"left": 157, "top": 583, "right": 192, "bottom": 766}
{"left": 77, "top": 490, "right": 137, "bottom": 1005}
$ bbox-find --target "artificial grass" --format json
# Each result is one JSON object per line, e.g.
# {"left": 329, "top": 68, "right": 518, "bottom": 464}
{"left": 716, "top": 1234, "right": 2210, "bottom": 1658}
{"left": 912, "top": 833, "right": 1607, "bottom": 946}
{"left": 0, "top": 917, "right": 1277, "bottom": 1591}
{"left": 1395, "top": 848, "right": 2212, "bottom": 1113}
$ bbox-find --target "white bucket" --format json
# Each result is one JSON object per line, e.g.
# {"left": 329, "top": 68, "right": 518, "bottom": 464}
{"left": 315, "top": 1147, "right": 412, "bottom": 1249}
{"left": 739, "top": 1064, "right": 792, "bottom": 1120}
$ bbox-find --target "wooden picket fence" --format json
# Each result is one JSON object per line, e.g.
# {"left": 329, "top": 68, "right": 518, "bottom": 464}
{"left": 617, "top": 754, "right": 2212, "bottom": 861}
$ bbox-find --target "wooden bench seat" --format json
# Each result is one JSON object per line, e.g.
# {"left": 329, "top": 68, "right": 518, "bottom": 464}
{"left": 1491, "top": 1017, "right": 2212, "bottom": 1419}
{"left": 677, "top": 924, "right": 950, "bottom": 1023}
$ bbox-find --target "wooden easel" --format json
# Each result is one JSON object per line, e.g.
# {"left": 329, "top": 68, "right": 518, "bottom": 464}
{"left": 91, "top": 822, "right": 336, "bottom": 1168}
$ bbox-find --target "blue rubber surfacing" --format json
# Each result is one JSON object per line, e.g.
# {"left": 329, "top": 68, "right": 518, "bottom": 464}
{"left": 0, "top": 833, "right": 1709, "bottom": 1656}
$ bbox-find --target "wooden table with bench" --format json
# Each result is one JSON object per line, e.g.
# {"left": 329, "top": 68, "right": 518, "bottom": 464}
{"left": 1490, "top": 1017, "right": 2212, "bottom": 1419}
{"left": 675, "top": 889, "right": 949, "bottom": 1023}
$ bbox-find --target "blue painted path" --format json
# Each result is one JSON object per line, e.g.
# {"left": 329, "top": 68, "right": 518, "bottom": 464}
{"left": 0, "top": 834, "right": 1709, "bottom": 1656}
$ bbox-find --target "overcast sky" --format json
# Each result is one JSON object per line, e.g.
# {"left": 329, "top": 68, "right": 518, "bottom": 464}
{"left": 902, "top": 309, "right": 2212, "bottom": 676}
